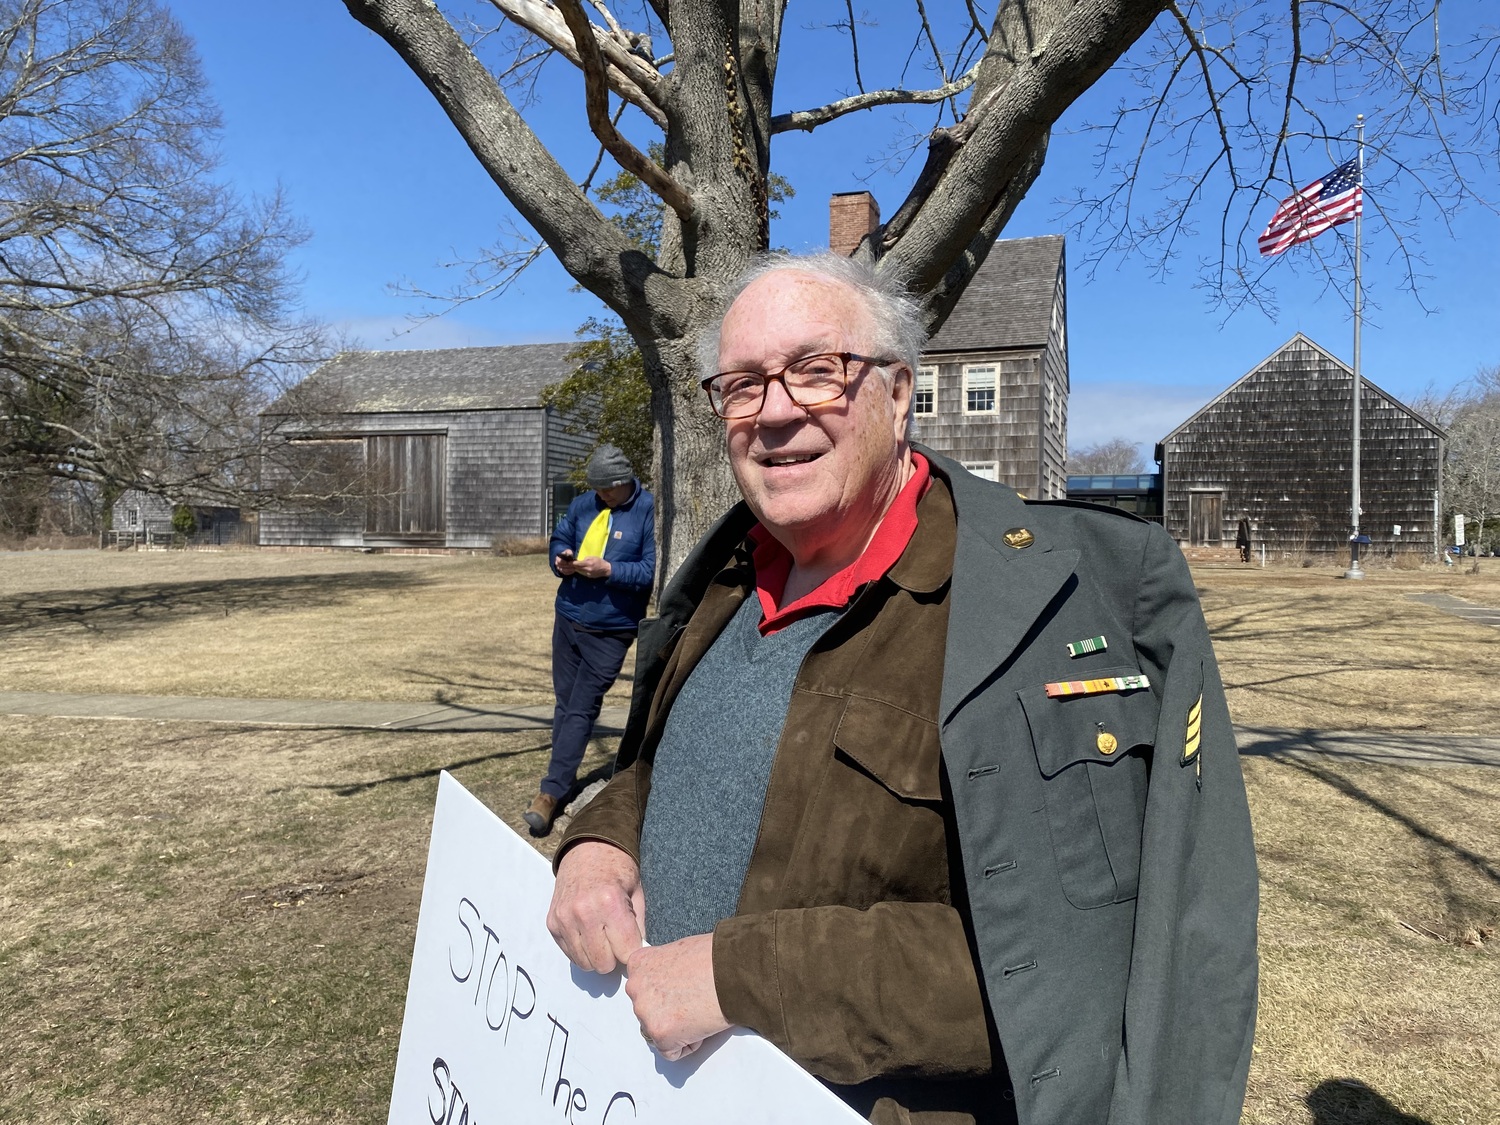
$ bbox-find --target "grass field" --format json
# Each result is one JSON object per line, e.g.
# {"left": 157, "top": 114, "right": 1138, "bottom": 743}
{"left": 1, "top": 548, "right": 1497, "bottom": 1124}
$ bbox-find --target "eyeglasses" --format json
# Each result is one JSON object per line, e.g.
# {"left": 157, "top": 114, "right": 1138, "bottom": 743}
{"left": 700, "top": 352, "right": 895, "bottom": 419}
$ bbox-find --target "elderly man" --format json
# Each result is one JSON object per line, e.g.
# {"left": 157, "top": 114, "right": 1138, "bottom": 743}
{"left": 547, "top": 254, "right": 1258, "bottom": 1125}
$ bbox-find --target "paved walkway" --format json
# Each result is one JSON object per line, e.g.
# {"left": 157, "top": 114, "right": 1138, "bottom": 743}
{"left": 1405, "top": 591, "right": 1500, "bottom": 629}
{"left": 4, "top": 690, "right": 1500, "bottom": 766}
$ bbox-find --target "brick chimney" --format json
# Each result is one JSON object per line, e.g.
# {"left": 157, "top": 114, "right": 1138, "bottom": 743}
{"left": 829, "top": 191, "right": 880, "bottom": 257}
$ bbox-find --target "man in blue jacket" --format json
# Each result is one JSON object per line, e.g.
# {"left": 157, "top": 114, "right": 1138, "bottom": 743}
{"left": 524, "top": 444, "right": 656, "bottom": 836}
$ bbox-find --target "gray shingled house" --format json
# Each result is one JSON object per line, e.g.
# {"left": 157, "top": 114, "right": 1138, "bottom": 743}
{"left": 259, "top": 343, "right": 593, "bottom": 550}
{"left": 828, "top": 195, "right": 1069, "bottom": 499}
{"left": 913, "top": 235, "right": 1069, "bottom": 499}
{"left": 1157, "top": 334, "right": 1445, "bottom": 557}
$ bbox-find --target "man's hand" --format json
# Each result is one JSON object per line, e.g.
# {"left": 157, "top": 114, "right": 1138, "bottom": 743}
{"left": 554, "top": 551, "right": 577, "bottom": 575}
{"left": 626, "top": 933, "right": 730, "bottom": 1061}
{"left": 571, "top": 556, "right": 612, "bottom": 580}
{"left": 546, "top": 841, "right": 645, "bottom": 974}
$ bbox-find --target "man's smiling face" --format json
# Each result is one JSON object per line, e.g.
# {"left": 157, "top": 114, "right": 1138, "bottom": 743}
{"left": 717, "top": 270, "right": 912, "bottom": 567}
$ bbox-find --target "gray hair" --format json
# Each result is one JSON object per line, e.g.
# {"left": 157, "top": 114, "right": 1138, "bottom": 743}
{"left": 696, "top": 251, "right": 928, "bottom": 382}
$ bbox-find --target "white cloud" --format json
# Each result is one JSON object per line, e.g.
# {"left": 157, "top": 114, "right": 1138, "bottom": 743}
{"left": 328, "top": 315, "right": 568, "bottom": 352}
{"left": 1067, "top": 381, "right": 1219, "bottom": 460}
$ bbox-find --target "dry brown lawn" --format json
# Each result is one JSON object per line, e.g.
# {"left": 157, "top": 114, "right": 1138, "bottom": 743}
{"left": 1, "top": 547, "right": 1498, "bottom": 1124}
{"left": 1195, "top": 562, "right": 1500, "bottom": 733}
{"left": 0, "top": 713, "right": 609, "bottom": 1124}
{"left": 0, "top": 548, "right": 631, "bottom": 710}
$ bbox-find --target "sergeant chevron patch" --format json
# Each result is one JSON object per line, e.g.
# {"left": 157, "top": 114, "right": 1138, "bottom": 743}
{"left": 1182, "top": 694, "right": 1203, "bottom": 765}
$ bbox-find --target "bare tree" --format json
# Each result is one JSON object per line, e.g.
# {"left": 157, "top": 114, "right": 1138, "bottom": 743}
{"left": 0, "top": 0, "right": 325, "bottom": 536}
{"left": 338, "top": 0, "right": 1496, "bottom": 572}
{"left": 1445, "top": 365, "right": 1500, "bottom": 570}
{"left": 1068, "top": 438, "right": 1148, "bottom": 474}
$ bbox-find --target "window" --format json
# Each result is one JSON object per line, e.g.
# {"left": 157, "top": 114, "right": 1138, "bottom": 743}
{"left": 913, "top": 367, "right": 935, "bottom": 415}
{"left": 962, "top": 461, "right": 998, "bottom": 481}
{"left": 964, "top": 365, "right": 997, "bottom": 413}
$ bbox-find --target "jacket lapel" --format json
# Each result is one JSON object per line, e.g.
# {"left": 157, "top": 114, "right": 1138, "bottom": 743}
{"left": 921, "top": 448, "right": 1080, "bottom": 725}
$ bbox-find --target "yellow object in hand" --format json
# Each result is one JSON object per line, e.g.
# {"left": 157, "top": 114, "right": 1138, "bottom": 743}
{"left": 577, "top": 508, "right": 612, "bottom": 560}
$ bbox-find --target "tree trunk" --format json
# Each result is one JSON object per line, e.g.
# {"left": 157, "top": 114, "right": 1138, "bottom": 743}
{"left": 339, "top": 0, "right": 1170, "bottom": 583}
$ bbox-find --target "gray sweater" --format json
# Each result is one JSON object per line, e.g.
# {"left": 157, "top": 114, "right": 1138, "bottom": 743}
{"left": 638, "top": 593, "right": 839, "bottom": 945}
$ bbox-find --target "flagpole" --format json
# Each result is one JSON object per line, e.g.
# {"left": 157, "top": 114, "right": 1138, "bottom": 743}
{"left": 1345, "top": 113, "right": 1366, "bottom": 580}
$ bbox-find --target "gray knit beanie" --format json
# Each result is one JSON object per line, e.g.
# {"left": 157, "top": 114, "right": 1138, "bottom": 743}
{"left": 585, "top": 444, "right": 634, "bottom": 489}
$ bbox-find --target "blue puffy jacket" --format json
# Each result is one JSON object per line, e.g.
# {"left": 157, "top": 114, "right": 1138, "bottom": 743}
{"left": 550, "top": 482, "right": 655, "bottom": 632}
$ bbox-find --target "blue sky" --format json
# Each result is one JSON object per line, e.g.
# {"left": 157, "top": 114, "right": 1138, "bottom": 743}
{"left": 170, "top": 1, "right": 1497, "bottom": 457}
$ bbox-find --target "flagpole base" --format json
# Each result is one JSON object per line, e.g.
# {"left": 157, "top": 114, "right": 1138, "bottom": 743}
{"left": 1344, "top": 539, "right": 1365, "bottom": 580}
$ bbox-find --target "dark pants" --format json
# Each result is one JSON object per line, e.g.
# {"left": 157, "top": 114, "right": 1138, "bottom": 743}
{"left": 543, "top": 613, "right": 634, "bottom": 799}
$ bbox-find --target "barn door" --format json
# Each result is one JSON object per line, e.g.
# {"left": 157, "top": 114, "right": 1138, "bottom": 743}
{"left": 1188, "top": 491, "right": 1223, "bottom": 546}
{"left": 366, "top": 433, "right": 447, "bottom": 541}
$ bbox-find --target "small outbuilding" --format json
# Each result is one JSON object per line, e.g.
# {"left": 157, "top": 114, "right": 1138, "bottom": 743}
{"left": 110, "top": 491, "right": 243, "bottom": 546}
{"left": 1156, "top": 334, "right": 1445, "bottom": 557}
{"left": 258, "top": 343, "right": 593, "bottom": 550}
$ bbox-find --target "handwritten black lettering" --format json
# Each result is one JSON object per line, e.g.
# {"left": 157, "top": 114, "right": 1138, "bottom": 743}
{"left": 429, "top": 1058, "right": 451, "bottom": 1125}
{"left": 601, "top": 1092, "right": 638, "bottom": 1123}
{"left": 483, "top": 949, "right": 510, "bottom": 1032}
{"left": 450, "top": 899, "right": 481, "bottom": 983}
{"left": 440, "top": 900, "right": 639, "bottom": 1123}
{"left": 543, "top": 1014, "right": 575, "bottom": 1111}
{"left": 474, "top": 923, "right": 500, "bottom": 1005}
{"left": 507, "top": 965, "right": 536, "bottom": 1046}
{"left": 429, "top": 1056, "right": 478, "bottom": 1125}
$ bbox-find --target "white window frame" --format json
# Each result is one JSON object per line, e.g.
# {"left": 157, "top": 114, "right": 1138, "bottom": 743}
{"left": 963, "top": 364, "right": 998, "bottom": 414}
{"left": 912, "top": 366, "right": 936, "bottom": 415}
{"left": 962, "top": 461, "right": 999, "bottom": 481}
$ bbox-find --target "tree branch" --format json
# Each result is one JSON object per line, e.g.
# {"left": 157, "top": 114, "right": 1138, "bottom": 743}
{"left": 882, "top": 0, "right": 1169, "bottom": 298}
{"left": 772, "top": 65, "right": 979, "bottom": 133}
{"left": 341, "top": 0, "right": 681, "bottom": 330}
{"left": 484, "top": 0, "right": 667, "bottom": 127}
{"left": 553, "top": 0, "right": 693, "bottom": 220}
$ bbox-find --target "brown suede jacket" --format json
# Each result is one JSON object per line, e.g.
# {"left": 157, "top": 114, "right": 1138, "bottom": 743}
{"left": 558, "top": 449, "right": 1259, "bottom": 1125}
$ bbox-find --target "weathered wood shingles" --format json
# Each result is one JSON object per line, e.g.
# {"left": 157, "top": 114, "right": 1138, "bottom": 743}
{"left": 914, "top": 235, "right": 1068, "bottom": 499}
{"left": 1159, "top": 335, "right": 1445, "bottom": 556}
{"left": 259, "top": 344, "right": 591, "bottom": 548}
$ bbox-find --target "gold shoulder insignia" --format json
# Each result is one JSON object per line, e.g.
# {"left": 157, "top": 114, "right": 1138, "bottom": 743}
{"left": 1182, "top": 694, "right": 1203, "bottom": 764}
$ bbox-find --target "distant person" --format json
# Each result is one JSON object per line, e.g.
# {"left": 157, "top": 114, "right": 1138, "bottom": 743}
{"left": 524, "top": 444, "right": 655, "bottom": 837}
{"left": 1236, "top": 515, "right": 1252, "bottom": 563}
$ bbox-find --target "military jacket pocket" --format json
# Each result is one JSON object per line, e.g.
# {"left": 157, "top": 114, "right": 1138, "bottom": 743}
{"left": 1018, "top": 671, "right": 1155, "bottom": 908}
{"left": 832, "top": 695, "right": 945, "bottom": 803}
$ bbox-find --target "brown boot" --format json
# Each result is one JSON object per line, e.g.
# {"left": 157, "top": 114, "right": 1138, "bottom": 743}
{"left": 523, "top": 792, "right": 560, "bottom": 837}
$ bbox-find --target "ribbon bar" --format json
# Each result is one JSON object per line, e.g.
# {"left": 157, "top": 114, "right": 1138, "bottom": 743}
{"left": 1044, "top": 674, "right": 1152, "bottom": 699}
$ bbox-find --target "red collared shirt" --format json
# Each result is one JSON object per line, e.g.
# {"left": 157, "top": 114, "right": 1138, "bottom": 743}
{"left": 748, "top": 452, "right": 932, "bottom": 636}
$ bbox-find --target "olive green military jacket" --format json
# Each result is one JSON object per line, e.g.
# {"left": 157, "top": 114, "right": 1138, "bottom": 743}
{"left": 560, "top": 449, "right": 1259, "bottom": 1125}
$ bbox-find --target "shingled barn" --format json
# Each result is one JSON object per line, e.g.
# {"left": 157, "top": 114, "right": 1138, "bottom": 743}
{"left": 1156, "top": 334, "right": 1445, "bottom": 558}
{"left": 829, "top": 193, "right": 1069, "bottom": 499}
{"left": 258, "top": 344, "right": 592, "bottom": 550}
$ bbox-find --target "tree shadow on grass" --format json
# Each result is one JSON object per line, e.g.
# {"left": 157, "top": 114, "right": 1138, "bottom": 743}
{"left": 1262, "top": 752, "right": 1500, "bottom": 888}
{"left": 0, "top": 570, "right": 429, "bottom": 639}
{"left": 1306, "top": 1078, "right": 1434, "bottom": 1125}
{"left": 273, "top": 736, "right": 554, "bottom": 797}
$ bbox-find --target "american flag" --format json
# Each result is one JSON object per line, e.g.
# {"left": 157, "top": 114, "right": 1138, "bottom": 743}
{"left": 1257, "top": 158, "right": 1363, "bottom": 257}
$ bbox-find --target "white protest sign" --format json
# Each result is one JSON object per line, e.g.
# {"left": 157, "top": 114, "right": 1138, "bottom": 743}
{"left": 388, "top": 771, "right": 864, "bottom": 1125}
